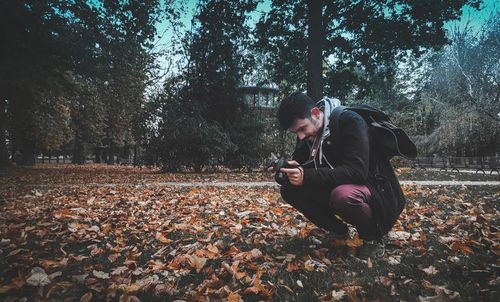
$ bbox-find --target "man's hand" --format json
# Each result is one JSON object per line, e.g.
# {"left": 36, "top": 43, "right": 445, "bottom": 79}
{"left": 280, "top": 160, "right": 304, "bottom": 186}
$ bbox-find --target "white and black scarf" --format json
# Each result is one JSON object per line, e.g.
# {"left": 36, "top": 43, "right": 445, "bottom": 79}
{"left": 309, "top": 97, "right": 341, "bottom": 166}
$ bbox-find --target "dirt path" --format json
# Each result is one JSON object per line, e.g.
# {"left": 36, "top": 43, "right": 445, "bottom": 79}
{"left": 26, "top": 180, "right": 500, "bottom": 188}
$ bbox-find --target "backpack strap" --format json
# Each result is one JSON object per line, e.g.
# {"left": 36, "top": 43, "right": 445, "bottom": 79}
{"left": 331, "top": 105, "right": 346, "bottom": 132}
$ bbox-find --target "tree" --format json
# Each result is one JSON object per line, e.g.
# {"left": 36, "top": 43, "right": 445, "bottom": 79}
{"left": 417, "top": 14, "right": 500, "bottom": 156}
{"left": 256, "top": 0, "right": 481, "bottom": 101}
{"left": 0, "top": 98, "right": 9, "bottom": 167}
{"left": 185, "top": 0, "right": 257, "bottom": 126}
{"left": 153, "top": 0, "right": 264, "bottom": 170}
{"left": 0, "top": 0, "right": 165, "bottom": 166}
{"left": 307, "top": 0, "right": 323, "bottom": 101}
{"left": 0, "top": 0, "right": 76, "bottom": 165}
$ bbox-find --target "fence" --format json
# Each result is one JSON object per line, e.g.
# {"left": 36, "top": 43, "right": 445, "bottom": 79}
{"left": 29, "top": 154, "right": 500, "bottom": 175}
{"left": 35, "top": 155, "right": 71, "bottom": 164}
{"left": 411, "top": 156, "right": 500, "bottom": 174}
{"left": 34, "top": 155, "right": 139, "bottom": 165}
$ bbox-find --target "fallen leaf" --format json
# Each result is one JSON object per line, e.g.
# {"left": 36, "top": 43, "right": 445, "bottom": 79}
{"left": 0, "top": 284, "right": 16, "bottom": 294}
{"left": 80, "top": 292, "right": 93, "bottom": 302}
{"left": 304, "top": 260, "right": 315, "bottom": 272}
{"left": 296, "top": 280, "right": 303, "bottom": 288}
{"left": 26, "top": 267, "right": 51, "bottom": 287}
{"left": 422, "top": 266, "right": 439, "bottom": 275}
{"left": 186, "top": 255, "right": 207, "bottom": 273}
{"left": 155, "top": 232, "right": 172, "bottom": 244}
{"left": 153, "top": 283, "right": 177, "bottom": 296}
{"left": 378, "top": 276, "right": 392, "bottom": 286}
{"left": 346, "top": 236, "right": 363, "bottom": 248}
{"left": 227, "top": 292, "right": 243, "bottom": 302}
{"left": 331, "top": 290, "right": 346, "bottom": 301}
{"left": 250, "top": 248, "right": 263, "bottom": 259}
{"left": 7, "top": 248, "right": 23, "bottom": 257}
{"left": 449, "top": 241, "right": 474, "bottom": 255}
{"left": 92, "top": 270, "right": 110, "bottom": 279}
{"left": 419, "top": 286, "right": 460, "bottom": 301}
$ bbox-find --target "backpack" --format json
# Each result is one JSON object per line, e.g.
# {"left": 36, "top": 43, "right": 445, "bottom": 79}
{"left": 332, "top": 105, "right": 416, "bottom": 237}
{"left": 332, "top": 105, "right": 417, "bottom": 160}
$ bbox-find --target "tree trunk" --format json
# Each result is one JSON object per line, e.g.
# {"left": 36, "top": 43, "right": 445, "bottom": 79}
{"left": 107, "top": 143, "right": 115, "bottom": 164}
{"left": 94, "top": 148, "right": 102, "bottom": 163}
{"left": 0, "top": 98, "right": 10, "bottom": 168}
{"left": 72, "top": 132, "right": 85, "bottom": 164}
{"left": 133, "top": 145, "right": 138, "bottom": 166}
{"left": 18, "top": 139, "right": 35, "bottom": 165}
{"left": 307, "top": 0, "right": 323, "bottom": 101}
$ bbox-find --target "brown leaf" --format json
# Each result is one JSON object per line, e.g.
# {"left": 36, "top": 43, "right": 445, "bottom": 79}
{"left": 244, "top": 271, "right": 272, "bottom": 297}
{"left": 80, "top": 292, "right": 93, "bottom": 302}
{"left": 153, "top": 283, "right": 177, "bottom": 296}
{"left": 187, "top": 254, "right": 207, "bottom": 273}
{"left": 119, "top": 295, "right": 141, "bottom": 302}
{"left": 0, "top": 284, "right": 16, "bottom": 294}
{"left": 346, "top": 236, "right": 363, "bottom": 248}
{"left": 250, "top": 248, "right": 263, "bottom": 260}
{"left": 155, "top": 232, "right": 172, "bottom": 244}
{"left": 227, "top": 292, "right": 243, "bottom": 302}
{"left": 286, "top": 261, "right": 300, "bottom": 272}
{"left": 449, "top": 241, "right": 474, "bottom": 255}
{"left": 378, "top": 276, "right": 392, "bottom": 287}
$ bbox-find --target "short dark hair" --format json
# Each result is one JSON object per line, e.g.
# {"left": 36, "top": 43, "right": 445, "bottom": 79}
{"left": 277, "top": 91, "right": 315, "bottom": 130}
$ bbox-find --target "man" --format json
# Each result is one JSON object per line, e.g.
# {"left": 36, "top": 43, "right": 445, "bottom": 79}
{"left": 272, "top": 91, "right": 406, "bottom": 259}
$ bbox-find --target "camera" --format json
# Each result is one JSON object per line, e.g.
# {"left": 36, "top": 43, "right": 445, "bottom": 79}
{"left": 271, "top": 157, "right": 298, "bottom": 186}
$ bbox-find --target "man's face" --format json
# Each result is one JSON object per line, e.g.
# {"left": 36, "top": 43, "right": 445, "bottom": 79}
{"left": 289, "top": 109, "right": 323, "bottom": 141}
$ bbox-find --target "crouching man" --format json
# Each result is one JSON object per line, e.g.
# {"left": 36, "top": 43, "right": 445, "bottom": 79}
{"left": 271, "top": 91, "right": 407, "bottom": 259}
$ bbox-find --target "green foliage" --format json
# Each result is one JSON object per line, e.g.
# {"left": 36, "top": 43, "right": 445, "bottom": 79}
{"left": 226, "top": 113, "right": 274, "bottom": 169}
{"left": 185, "top": 0, "right": 257, "bottom": 125}
{"left": 256, "top": 0, "right": 481, "bottom": 99}
{"left": 157, "top": 94, "right": 236, "bottom": 172}
{"left": 0, "top": 0, "right": 165, "bottom": 166}
{"left": 154, "top": 0, "right": 279, "bottom": 171}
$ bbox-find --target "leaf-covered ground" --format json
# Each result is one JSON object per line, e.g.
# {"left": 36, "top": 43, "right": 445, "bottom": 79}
{"left": 0, "top": 165, "right": 498, "bottom": 301}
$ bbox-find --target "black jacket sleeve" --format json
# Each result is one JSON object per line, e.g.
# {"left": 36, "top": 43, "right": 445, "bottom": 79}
{"left": 291, "top": 139, "right": 310, "bottom": 164}
{"left": 302, "top": 110, "right": 370, "bottom": 188}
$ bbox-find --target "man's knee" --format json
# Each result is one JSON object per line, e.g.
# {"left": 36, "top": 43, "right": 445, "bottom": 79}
{"left": 330, "top": 184, "right": 371, "bottom": 210}
{"left": 330, "top": 185, "right": 352, "bottom": 210}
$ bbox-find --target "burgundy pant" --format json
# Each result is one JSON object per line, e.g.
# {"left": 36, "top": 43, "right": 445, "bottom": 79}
{"left": 280, "top": 184, "right": 378, "bottom": 240}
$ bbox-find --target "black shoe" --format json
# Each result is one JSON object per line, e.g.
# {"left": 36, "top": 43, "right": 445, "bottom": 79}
{"left": 356, "top": 239, "right": 385, "bottom": 259}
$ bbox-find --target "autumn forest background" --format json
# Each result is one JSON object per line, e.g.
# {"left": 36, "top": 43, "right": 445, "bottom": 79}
{"left": 0, "top": 0, "right": 499, "bottom": 301}
{"left": 0, "top": 0, "right": 499, "bottom": 170}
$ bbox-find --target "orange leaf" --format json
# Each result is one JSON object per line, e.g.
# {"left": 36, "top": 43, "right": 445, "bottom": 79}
{"left": 449, "top": 241, "right": 474, "bottom": 255}
{"left": 227, "top": 292, "right": 243, "bottom": 302}
{"left": 155, "top": 232, "right": 172, "bottom": 244}
{"left": 286, "top": 261, "right": 300, "bottom": 272}
{"left": 346, "top": 236, "right": 364, "bottom": 248}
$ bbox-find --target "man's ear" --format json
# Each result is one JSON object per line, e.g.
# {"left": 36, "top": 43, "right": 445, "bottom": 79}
{"left": 310, "top": 107, "right": 321, "bottom": 118}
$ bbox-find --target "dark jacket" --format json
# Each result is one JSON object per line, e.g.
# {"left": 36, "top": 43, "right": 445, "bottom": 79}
{"left": 292, "top": 109, "right": 370, "bottom": 188}
{"left": 292, "top": 109, "right": 406, "bottom": 236}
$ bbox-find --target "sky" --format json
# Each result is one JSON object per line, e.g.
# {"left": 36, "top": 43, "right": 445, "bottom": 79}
{"left": 151, "top": 0, "right": 498, "bottom": 83}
